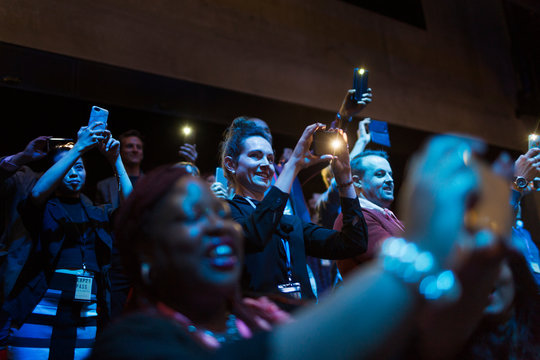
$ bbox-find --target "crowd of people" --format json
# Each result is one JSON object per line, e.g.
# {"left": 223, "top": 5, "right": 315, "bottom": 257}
{"left": 0, "top": 85, "right": 539, "bottom": 359}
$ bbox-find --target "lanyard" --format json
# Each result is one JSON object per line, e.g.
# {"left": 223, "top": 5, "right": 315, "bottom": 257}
{"left": 243, "top": 196, "right": 294, "bottom": 282}
{"left": 59, "top": 199, "right": 92, "bottom": 271}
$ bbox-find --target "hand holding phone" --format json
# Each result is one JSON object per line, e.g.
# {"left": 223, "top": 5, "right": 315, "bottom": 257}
{"left": 46, "top": 138, "right": 74, "bottom": 152}
{"left": 311, "top": 129, "right": 346, "bottom": 156}
{"left": 353, "top": 68, "right": 369, "bottom": 102}
{"left": 336, "top": 69, "right": 372, "bottom": 124}
{"left": 529, "top": 134, "right": 539, "bottom": 150}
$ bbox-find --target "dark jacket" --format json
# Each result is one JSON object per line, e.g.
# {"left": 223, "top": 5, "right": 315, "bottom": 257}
{"left": 96, "top": 176, "right": 120, "bottom": 208}
{"left": 3, "top": 194, "right": 114, "bottom": 326}
{"left": 228, "top": 186, "right": 368, "bottom": 299}
{"left": 0, "top": 164, "right": 39, "bottom": 303}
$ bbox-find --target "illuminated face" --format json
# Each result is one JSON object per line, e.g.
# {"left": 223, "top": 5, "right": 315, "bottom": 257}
{"left": 232, "top": 136, "right": 275, "bottom": 198}
{"left": 484, "top": 261, "right": 515, "bottom": 317}
{"left": 148, "top": 177, "right": 243, "bottom": 298}
{"left": 358, "top": 155, "right": 394, "bottom": 208}
{"left": 120, "top": 136, "right": 144, "bottom": 167}
{"left": 55, "top": 152, "right": 86, "bottom": 196}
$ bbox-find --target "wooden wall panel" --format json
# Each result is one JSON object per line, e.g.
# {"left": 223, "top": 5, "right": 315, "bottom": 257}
{"left": 0, "top": 0, "right": 534, "bottom": 149}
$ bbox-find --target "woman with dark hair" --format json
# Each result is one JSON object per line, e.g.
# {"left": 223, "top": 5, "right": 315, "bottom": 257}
{"left": 91, "top": 165, "right": 291, "bottom": 357}
{"left": 221, "top": 120, "right": 368, "bottom": 300}
{"left": 5, "top": 123, "right": 132, "bottom": 360}
{"left": 90, "top": 135, "right": 507, "bottom": 359}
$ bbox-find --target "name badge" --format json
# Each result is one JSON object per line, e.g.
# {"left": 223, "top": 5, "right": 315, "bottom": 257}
{"left": 531, "top": 262, "right": 540, "bottom": 274}
{"left": 74, "top": 272, "right": 94, "bottom": 302}
{"left": 277, "top": 282, "right": 302, "bottom": 299}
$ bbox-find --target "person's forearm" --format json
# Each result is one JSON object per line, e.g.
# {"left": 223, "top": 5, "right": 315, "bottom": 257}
{"left": 114, "top": 157, "right": 133, "bottom": 200}
{"left": 271, "top": 261, "right": 419, "bottom": 360}
{"left": 31, "top": 147, "right": 83, "bottom": 204}
{"left": 349, "top": 139, "right": 369, "bottom": 160}
{"left": 0, "top": 152, "right": 33, "bottom": 174}
{"left": 337, "top": 183, "right": 356, "bottom": 199}
{"left": 274, "top": 161, "right": 298, "bottom": 195}
{"left": 9, "top": 151, "right": 35, "bottom": 167}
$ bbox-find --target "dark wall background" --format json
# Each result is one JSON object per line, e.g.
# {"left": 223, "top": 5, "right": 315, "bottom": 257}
{"left": 0, "top": 45, "right": 519, "bottom": 215}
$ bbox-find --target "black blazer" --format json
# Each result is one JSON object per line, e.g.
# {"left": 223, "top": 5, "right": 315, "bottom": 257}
{"left": 4, "top": 194, "right": 114, "bottom": 325}
{"left": 228, "top": 186, "right": 368, "bottom": 300}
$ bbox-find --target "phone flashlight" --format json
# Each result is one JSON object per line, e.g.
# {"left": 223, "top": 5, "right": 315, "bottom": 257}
{"left": 331, "top": 138, "right": 342, "bottom": 151}
{"left": 181, "top": 125, "right": 193, "bottom": 138}
{"left": 353, "top": 67, "right": 369, "bottom": 102}
{"left": 529, "top": 134, "right": 539, "bottom": 150}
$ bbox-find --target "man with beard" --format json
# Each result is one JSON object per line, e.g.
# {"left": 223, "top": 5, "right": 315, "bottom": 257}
{"left": 334, "top": 150, "right": 405, "bottom": 277}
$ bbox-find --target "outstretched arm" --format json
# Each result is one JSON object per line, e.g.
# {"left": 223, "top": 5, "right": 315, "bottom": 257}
{"left": 31, "top": 125, "right": 105, "bottom": 205}
{"left": 349, "top": 118, "right": 371, "bottom": 160}
{"left": 1, "top": 136, "right": 50, "bottom": 180}
{"left": 274, "top": 123, "right": 333, "bottom": 195}
{"left": 178, "top": 143, "right": 198, "bottom": 163}
{"left": 99, "top": 134, "right": 133, "bottom": 201}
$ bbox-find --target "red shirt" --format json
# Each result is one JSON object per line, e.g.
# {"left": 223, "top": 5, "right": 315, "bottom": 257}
{"left": 334, "top": 206, "right": 405, "bottom": 277}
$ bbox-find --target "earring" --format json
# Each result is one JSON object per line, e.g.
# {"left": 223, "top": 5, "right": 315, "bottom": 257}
{"left": 141, "top": 262, "right": 151, "bottom": 284}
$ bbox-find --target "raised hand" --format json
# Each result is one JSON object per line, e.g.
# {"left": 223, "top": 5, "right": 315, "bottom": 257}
{"left": 16, "top": 135, "right": 51, "bottom": 165}
{"left": 338, "top": 88, "right": 373, "bottom": 120}
{"left": 99, "top": 132, "right": 121, "bottom": 164}
{"left": 210, "top": 182, "right": 229, "bottom": 200}
{"left": 178, "top": 143, "right": 198, "bottom": 163}
{"left": 349, "top": 118, "right": 371, "bottom": 159}
{"left": 514, "top": 147, "right": 540, "bottom": 182}
{"left": 288, "top": 123, "right": 333, "bottom": 172}
{"left": 75, "top": 123, "right": 107, "bottom": 154}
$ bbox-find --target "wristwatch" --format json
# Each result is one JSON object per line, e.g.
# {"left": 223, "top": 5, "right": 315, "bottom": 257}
{"left": 513, "top": 176, "right": 528, "bottom": 190}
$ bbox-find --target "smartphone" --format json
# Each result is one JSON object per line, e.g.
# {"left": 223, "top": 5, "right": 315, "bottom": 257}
{"left": 533, "top": 177, "right": 540, "bottom": 191}
{"left": 311, "top": 130, "right": 345, "bottom": 156}
{"left": 215, "top": 167, "right": 228, "bottom": 187}
{"left": 46, "top": 138, "right": 73, "bottom": 152}
{"left": 88, "top": 106, "right": 109, "bottom": 130}
{"left": 529, "top": 134, "right": 539, "bottom": 150}
{"left": 353, "top": 67, "right": 369, "bottom": 101}
{"left": 369, "top": 119, "right": 391, "bottom": 147}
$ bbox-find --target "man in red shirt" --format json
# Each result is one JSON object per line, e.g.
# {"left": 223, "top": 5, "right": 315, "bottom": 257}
{"left": 334, "top": 150, "right": 405, "bottom": 277}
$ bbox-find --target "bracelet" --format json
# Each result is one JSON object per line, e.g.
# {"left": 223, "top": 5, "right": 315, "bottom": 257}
{"left": 379, "top": 237, "right": 461, "bottom": 305}
{"left": 336, "top": 180, "right": 354, "bottom": 188}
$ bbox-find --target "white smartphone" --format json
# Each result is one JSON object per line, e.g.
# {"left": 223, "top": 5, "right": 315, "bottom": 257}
{"left": 88, "top": 106, "right": 109, "bottom": 130}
